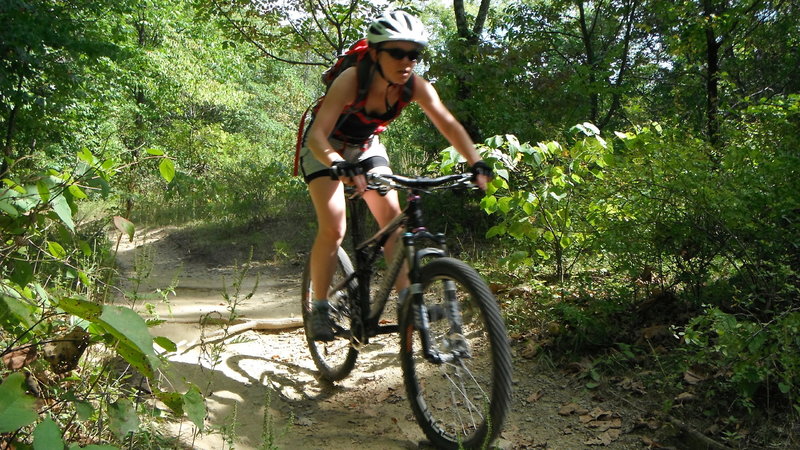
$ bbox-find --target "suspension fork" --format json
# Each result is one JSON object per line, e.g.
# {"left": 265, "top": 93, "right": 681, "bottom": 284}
{"left": 403, "top": 229, "right": 464, "bottom": 364}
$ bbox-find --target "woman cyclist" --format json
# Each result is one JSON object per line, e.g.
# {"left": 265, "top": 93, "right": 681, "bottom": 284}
{"left": 298, "top": 10, "right": 492, "bottom": 341}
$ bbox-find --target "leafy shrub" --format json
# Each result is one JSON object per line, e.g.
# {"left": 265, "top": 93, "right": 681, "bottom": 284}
{"left": 437, "top": 124, "right": 613, "bottom": 280}
{"left": 1, "top": 150, "right": 205, "bottom": 447}
{"left": 682, "top": 307, "right": 800, "bottom": 412}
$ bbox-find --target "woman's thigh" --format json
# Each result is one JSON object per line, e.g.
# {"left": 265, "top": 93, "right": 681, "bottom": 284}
{"left": 308, "top": 176, "right": 347, "bottom": 238}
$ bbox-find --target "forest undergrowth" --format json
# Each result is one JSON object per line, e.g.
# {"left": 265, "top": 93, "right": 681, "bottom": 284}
{"left": 3, "top": 0, "right": 799, "bottom": 447}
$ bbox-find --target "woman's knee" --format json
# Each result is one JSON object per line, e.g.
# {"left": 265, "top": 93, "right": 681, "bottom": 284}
{"left": 315, "top": 223, "right": 346, "bottom": 244}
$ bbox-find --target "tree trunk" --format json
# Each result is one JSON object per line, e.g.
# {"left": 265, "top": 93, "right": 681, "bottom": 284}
{"left": 452, "top": 0, "right": 492, "bottom": 141}
{"left": 599, "top": 0, "right": 639, "bottom": 129}
{"left": 578, "top": 1, "right": 599, "bottom": 124}
{"left": 703, "top": 0, "right": 721, "bottom": 147}
{"left": 2, "top": 105, "right": 18, "bottom": 175}
{"left": 1, "top": 75, "right": 24, "bottom": 175}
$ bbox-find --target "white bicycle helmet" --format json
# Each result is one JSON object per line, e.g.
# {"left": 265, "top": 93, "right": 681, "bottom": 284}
{"left": 367, "top": 10, "right": 429, "bottom": 46}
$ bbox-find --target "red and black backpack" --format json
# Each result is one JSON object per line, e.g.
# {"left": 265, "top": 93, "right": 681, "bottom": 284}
{"left": 293, "top": 39, "right": 372, "bottom": 175}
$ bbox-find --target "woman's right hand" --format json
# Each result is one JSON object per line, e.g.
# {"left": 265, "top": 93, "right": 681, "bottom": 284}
{"left": 330, "top": 161, "right": 368, "bottom": 195}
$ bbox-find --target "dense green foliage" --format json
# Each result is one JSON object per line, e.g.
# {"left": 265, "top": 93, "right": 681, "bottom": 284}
{"left": 1, "top": 0, "right": 798, "bottom": 447}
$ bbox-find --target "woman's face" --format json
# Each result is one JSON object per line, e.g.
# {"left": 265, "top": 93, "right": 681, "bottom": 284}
{"left": 375, "top": 41, "right": 422, "bottom": 84}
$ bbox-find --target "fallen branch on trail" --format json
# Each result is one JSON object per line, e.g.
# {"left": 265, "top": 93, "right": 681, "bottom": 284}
{"left": 178, "top": 317, "right": 304, "bottom": 354}
{"left": 663, "top": 415, "right": 735, "bottom": 450}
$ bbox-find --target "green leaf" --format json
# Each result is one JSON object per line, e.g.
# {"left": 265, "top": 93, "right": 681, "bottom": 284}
{"left": 486, "top": 224, "right": 506, "bottom": 238}
{"left": 183, "top": 385, "right": 206, "bottom": 431}
{"left": 497, "top": 197, "right": 513, "bottom": 214}
{"left": 78, "top": 240, "right": 93, "bottom": 257}
{"left": 508, "top": 251, "right": 529, "bottom": 265}
{"left": 570, "top": 124, "right": 587, "bottom": 135}
{"left": 0, "top": 295, "right": 36, "bottom": 327}
{"left": 156, "top": 391, "right": 184, "bottom": 416}
{"left": 159, "top": 159, "right": 175, "bottom": 183}
{"left": 0, "top": 372, "right": 38, "bottom": 432}
{"left": 36, "top": 180, "right": 50, "bottom": 203}
{"left": 59, "top": 297, "right": 103, "bottom": 321}
{"left": 74, "top": 400, "right": 94, "bottom": 420}
{"left": 508, "top": 220, "right": 532, "bottom": 239}
{"left": 100, "top": 305, "right": 160, "bottom": 377}
{"left": 480, "top": 195, "right": 497, "bottom": 214}
{"left": 68, "top": 184, "right": 87, "bottom": 200}
{"left": 146, "top": 148, "right": 164, "bottom": 156}
{"left": 51, "top": 193, "right": 75, "bottom": 232}
{"left": 33, "top": 418, "right": 64, "bottom": 450}
{"left": 113, "top": 216, "right": 135, "bottom": 242}
{"left": 779, "top": 382, "right": 791, "bottom": 394}
{"left": 115, "top": 342, "right": 156, "bottom": 378}
{"left": 546, "top": 141, "right": 561, "bottom": 154}
{"left": 77, "top": 148, "right": 96, "bottom": 165}
{"left": 485, "top": 135, "right": 503, "bottom": 148}
{"left": 153, "top": 336, "right": 177, "bottom": 353}
{"left": 505, "top": 134, "right": 521, "bottom": 155}
{"left": 47, "top": 241, "right": 67, "bottom": 259}
{"left": 33, "top": 284, "right": 50, "bottom": 306}
{"left": 614, "top": 131, "right": 631, "bottom": 140}
{"left": 11, "top": 260, "right": 34, "bottom": 287}
{"left": 78, "top": 271, "right": 91, "bottom": 287}
{"left": 0, "top": 197, "right": 19, "bottom": 216}
{"left": 108, "top": 398, "right": 139, "bottom": 438}
{"left": 522, "top": 200, "right": 536, "bottom": 216}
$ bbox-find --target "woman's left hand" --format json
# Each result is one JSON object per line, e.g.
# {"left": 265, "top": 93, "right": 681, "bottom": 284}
{"left": 474, "top": 173, "right": 490, "bottom": 191}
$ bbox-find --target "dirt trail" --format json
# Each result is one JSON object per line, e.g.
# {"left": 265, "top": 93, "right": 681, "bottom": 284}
{"left": 116, "top": 227, "right": 656, "bottom": 449}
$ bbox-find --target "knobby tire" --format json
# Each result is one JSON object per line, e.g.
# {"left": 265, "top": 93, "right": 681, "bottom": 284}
{"left": 302, "top": 247, "right": 358, "bottom": 381}
{"left": 399, "top": 257, "right": 512, "bottom": 449}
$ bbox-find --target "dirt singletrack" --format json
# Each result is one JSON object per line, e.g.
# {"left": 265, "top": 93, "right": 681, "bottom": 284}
{"left": 115, "top": 226, "right": 660, "bottom": 449}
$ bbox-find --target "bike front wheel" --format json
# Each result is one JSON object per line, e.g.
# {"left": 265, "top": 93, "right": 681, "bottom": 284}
{"left": 399, "top": 257, "right": 512, "bottom": 449}
{"left": 301, "top": 246, "right": 358, "bottom": 381}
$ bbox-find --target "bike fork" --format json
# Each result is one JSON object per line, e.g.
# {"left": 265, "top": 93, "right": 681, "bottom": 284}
{"left": 411, "top": 279, "right": 469, "bottom": 364}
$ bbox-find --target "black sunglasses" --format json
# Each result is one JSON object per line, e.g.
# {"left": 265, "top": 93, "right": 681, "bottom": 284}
{"left": 380, "top": 47, "right": 422, "bottom": 62}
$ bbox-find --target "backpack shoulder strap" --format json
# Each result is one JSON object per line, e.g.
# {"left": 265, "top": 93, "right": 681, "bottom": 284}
{"left": 353, "top": 58, "right": 373, "bottom": 107}
{"left": 293, "top": 97, "right": 322, "bottom": 176}
{"left": 401, "top": 74, "right": 415, "bottom": 103}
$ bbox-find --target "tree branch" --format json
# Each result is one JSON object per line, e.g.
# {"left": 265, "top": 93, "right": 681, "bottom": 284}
{"left": 472, "top": 0, "right": 492, "bottom": 38}
{"left": 211, "top": 0, "right": 325, "bottom": 66}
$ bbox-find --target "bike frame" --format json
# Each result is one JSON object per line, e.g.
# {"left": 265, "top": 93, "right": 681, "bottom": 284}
{"left": 329, "top": 174, "right": 469, "bottom": 361}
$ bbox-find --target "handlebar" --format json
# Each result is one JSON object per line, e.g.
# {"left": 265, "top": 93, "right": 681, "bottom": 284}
{"left": 366, "top": 172, "right": 474, "bottom": 192}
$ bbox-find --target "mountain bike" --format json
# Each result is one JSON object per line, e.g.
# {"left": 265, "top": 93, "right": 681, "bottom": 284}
{"left": 300, "top": 172, "right": 512, "bottom": 449}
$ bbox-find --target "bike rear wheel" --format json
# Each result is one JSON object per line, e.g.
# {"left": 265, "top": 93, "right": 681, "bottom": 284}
{"left": 399, "top": 257, "right": 512, "bottom": 449}
{"left": 301, "top": 246, "right": 358, "bottom": 381}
